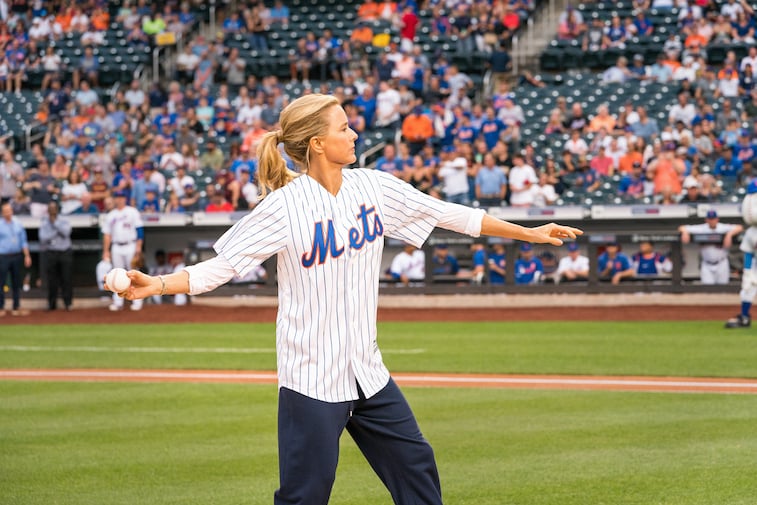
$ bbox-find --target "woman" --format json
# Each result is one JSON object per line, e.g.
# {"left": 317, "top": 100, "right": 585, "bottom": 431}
{"left": 60, "top": 170, "right": 88, "bottom": 215}
{"left": 109, "top": 94, "right": 581, "bottom": 505}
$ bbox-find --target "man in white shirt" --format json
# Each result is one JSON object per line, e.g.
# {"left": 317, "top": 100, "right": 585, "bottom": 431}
{"left": 508, "top": 152, "right": 538, "bottom": 207}
{"left": 437, "top": 148, "right": 470, "bottom": 205}
{"left": 375, "top": 81, "right": 401, "bottom": 128}
{"left": 124, "top": 79, "right": 146, "bottom": 109}
{"left": 741, "top": 46, "right": 757, "bottom": 72}
{"left": 389, "top": 243, "right": 426, "bottom": 285}
{"left": 167, "top": 165, "right": 194, "bottom": 199}
{"left": 556, "top": 242, "right": 590, "bottom": 283}
{"left": 668, "top": 92, "right": 697, "bottom": 127}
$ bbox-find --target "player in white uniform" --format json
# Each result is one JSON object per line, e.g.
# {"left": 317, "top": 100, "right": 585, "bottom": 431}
{"left": 679, "top": 209, "right": 743, "bottom": 285}
{"left": 389, "top": 243, "right": 426, "bottom": 285}
{"left": 106, "top": 94, "right": 582, "bottom": 504}
{"left": 102, "top": 189, "right": 144, "bottom": 311}
{"left": 727, "top": 181, "right": 757, "bottom": 328}
{"left": 555, "top": 242, "right": 590, "bottom": 283}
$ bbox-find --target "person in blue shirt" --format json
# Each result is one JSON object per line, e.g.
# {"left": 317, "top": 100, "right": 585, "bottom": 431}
{"left": 598, "top": 241, "right": 635, "bottom": 285}
{"left": 632, "top": 240, "right": 672, "bottom": 276}
{"left": 469, "top": 242, "right": 488, "bottom": 284}
{"left": 431, "top": 244, "right": 459, "bottom": 276}
{"left": 353, "top": 87, "right": 377, "bottom": 128}
{"left": 0, "top": 201, "right": 32, "bottom": 316}
{"left": 515, "top": 243, "right": 544, "bottom": 285}
{"left": 479, "top": 106, "right": 507, "bottom": 150}
{"left": 374, "top": 144, "right": 403, "bottom": 176}
{"left": 713, "top": 146, "right": 744, "bottom": 181}
{"left": 475, "top": 153, "right": 507, "bottom": 208}
{"left": 488, "top": 242, "right": 507, "bottom": 285}
{"left": 619, "top": 162, "right": 647, "bottom": 200}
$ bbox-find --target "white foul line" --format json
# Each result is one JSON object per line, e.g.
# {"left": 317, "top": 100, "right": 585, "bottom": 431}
{"left": 0, "top": 345, "right": 425, "bottom": 355}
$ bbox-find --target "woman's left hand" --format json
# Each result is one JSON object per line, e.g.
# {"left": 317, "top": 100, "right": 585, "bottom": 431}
{"left": 531, "top": 223, "right": 584, "bottom": 246}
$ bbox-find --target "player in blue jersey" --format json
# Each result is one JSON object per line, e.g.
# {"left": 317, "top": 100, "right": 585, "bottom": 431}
{"left": 598, "top": 240, "right": 635, "bottom": 284}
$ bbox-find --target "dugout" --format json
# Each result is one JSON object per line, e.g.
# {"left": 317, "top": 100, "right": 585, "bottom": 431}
{"left": 12, "top": 201, "right": 746, "bottom": 297}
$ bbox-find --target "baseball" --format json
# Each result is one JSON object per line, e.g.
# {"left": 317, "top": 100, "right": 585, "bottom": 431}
{"left": 106, "top": 268, "right": 131, "bottom": 293}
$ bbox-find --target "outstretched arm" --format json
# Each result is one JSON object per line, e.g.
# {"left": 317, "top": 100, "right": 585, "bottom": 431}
{"left": 106, "top": 255, "right": 237, "bottom": 300}
{"left": 436, "top": 202, "right": 583, "bottom": 245}
{"left": 480, "top": 214, "right": 582, "bottom": 246}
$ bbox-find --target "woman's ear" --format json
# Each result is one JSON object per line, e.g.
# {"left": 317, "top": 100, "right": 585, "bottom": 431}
{"left": 310, "top": 136, "right": 324, "bottom": 155}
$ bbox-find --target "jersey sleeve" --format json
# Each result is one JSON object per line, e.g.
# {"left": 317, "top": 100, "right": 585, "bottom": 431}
{"left": 374, "top": 170, "right": 447, "bottom": 248}
{"left": 213, "top": 193, "right": 289, "bottom": 278}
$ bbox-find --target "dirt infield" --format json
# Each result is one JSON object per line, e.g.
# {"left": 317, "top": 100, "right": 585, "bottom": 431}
{"left": 0, "top": 303, "right": 737, "bottom": 325}
{"left": 2, "top": 369, "right": 756, "bottom": 394}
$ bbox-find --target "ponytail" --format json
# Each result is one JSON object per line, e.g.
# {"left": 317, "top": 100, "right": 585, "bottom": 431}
{"left": 257, "top": 130, "right": 297, "bottom": 197}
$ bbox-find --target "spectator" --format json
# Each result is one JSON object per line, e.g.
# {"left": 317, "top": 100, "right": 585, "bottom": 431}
{"left": 139, "top": 185, "right": 161, "bottom": 213}
{"left": 236, "top": 166, "right": 259, "bottom": 210}
{"left": 0, "top": 150, "right": 23, "bottom": 203}
{"left": 475, "top": 153, "right": 507, "bottom": 208}
{"left": 0, "top": 200, "right": 32, "bottom": 317}
{"left": 389, "top": 243, "right": 425, "bottom": 285}
{"left": 668, "top": 92, "right": 696, "bottom": 127}
{"left": 582, "top": 15, "right": 606, "bottom": 53}
{"left": 508, "top": 152, "right": 538, "bottom": 207}
{"left": 401, "top": 105, "right": 433, "bottom": 154}
{"left": 598, "top": 241, "right": 635, "bottom": 284}
{"left": 514, "top": 243, "right": 544, "bottom": 285}
{"left": 88, "top": 166, "right": 110, "bottom": 212}
{"left": 222, "top": 47, "right": 247, "bottom": 90}
{"left": 179, "top": 182, "right": 202, "bottom": 212}
{"left": 60, "top": 170, "right": 88, "bottom": 215}
{"left": 679, "top": 176, "right": 709, "bottom": 203}
{"left": 375, "top": 81, "right": 401, "bottom": 129}
{"left": 712, "top": 145, "right": 744, "bottom": 182}
{"left": 23, "top": 158, "right": 59, "bottom": 218}
{"left": 72, "top": 192, "right": 99, "bottom": 214}
{"left": 437, "top": 147, "right": 470, "bottom": 205}
{"left": 530, "top": 171, "right": 558, "bottom": 207}
{"left": 73, "top": 47, "right": 98, "bottom": 89}
{"left": 601, "top": 56, "right": 631, "bottom": 84}
{"left": 632, "top": 240, "right": 672, "bottom": 276}
{"left": 204, "top": 184, "right": 233, "bottom": 212}
{"left": 167, "top": 164, "right": 194, "bottom": 199}
{"left": 555, "top": 242, "right": 589, "bottom": 283}
{"left": 10, "top": 187, "right": 31, "bottom": 215}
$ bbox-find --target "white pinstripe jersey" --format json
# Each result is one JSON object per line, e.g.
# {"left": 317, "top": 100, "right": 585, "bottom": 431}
{"left": 102, "top": 206, "right": 143, "bottom": 243}
{"left": 214, "top": 168, "right": 446, "bottom": 402}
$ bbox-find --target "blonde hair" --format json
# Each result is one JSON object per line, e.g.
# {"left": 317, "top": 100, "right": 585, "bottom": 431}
{"left": 257, "top": 93, "right": 340, "bottom": 196}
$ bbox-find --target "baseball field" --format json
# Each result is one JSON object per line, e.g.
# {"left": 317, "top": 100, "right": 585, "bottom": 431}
{"left": 2, "top": 304, "right": 757, "bottom": 505}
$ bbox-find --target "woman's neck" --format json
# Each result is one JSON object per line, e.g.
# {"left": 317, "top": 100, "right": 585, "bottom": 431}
{"left": 308, "top": 164, "right": 343, "bottom": 196}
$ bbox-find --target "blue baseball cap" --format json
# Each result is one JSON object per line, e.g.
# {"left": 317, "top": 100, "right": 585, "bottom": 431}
{"left": 748, "top": 179, "right": 757, "bottom": 194}
{"left": 706, "top": 210, "right": 718, "bottom": 219}
{"left": 113, "top": 189, "right": 128, "bottom": 198}
{"left": 520, "top": 243, "right": 533, "bottom": 252}
{"left": 567, "top": 242, "right": 579, "bottom": 251}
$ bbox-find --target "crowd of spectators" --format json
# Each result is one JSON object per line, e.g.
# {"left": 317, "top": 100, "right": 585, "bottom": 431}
{"left": 542, "top": 0, "right": 757, "bottom": 205}
{"left": 3, "top": 0, "right": 757, "bottom": 223}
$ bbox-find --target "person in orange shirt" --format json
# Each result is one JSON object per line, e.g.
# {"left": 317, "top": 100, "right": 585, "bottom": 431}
{"left": 588, "top": 104, "right": 617, "bottom": 133}
{"left": 241, "top": 119, "right": 268, "bottom": 152}
{"left": 357, "top": 0, "right": 380, "bottom": 21}
{"left": 618, "top": 144, "right": 644, "bottom": 174}
{"left": 647, "top": 144, "right": 684, "bottom": 198}
{"left": 350, "top": 21, "right": 374, "bottom": 50}
{"left": 91, "top": 7, "right": 110, "bottom": 32}
{"left": 401, "top": 106, "right": 434, "bottom": 155}
{"left": 56, "top": 7, "right": 74, "bottom": 34}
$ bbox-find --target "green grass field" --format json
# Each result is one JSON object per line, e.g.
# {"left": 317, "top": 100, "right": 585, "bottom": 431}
{"left": 2, "top": 321, "right": 757, "bottom": 504}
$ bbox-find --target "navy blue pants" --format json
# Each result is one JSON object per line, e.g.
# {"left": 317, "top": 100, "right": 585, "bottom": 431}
{"left": 274, "top": 378, "right": 443, "bottom": 505}
{"left": 0, "top": 252, "right": 23, "bottom": 311}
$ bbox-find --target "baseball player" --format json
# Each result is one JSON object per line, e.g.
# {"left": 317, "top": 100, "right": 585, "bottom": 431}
{"left": 102, "top": 189, "right": 144, "bottom": 311}
{"left": 388, "top": 243, "right": 426, "bottom": 285}
{"left": 726, "top": 181, "right": 757, "bottom": 328}
{"left": 555, "top": 242, "right": 589, "bottom": 283}
{"left": 109, "top": 94, "right": 582, "bottom": 504}
{"left": 679, "top": 209, "right": 743, "bottom": 285}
